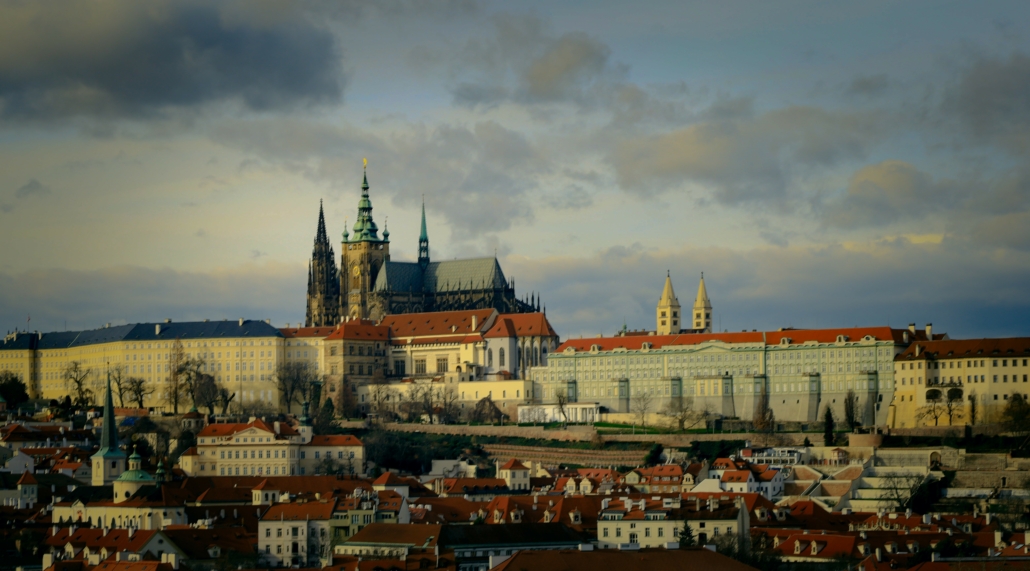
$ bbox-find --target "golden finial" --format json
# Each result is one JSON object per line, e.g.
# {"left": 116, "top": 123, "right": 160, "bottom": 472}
{"left": 363, "top": 157, "right": 368, "bottom": 169}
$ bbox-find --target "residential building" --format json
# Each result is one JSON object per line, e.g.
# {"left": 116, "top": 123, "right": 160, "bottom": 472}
{"left": 258, "top": 499, "right": 335, "bottom": 568}
{"left": 597, "top": 495, "right": 749, "bottom": 550}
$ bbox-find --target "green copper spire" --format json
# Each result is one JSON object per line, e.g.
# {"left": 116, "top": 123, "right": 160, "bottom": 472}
{"left": 419, "top": 199, "right": 428, "bottom": 241}
{"left": 418, "top": 196, "right": 430, "bottom": 270}
{"left": 99, "top": 371, "right": 118, "bottom": 453}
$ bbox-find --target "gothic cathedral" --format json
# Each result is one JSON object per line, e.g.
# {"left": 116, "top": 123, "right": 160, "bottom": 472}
{"left": 305, "top": 163, "right": 539, "bottom": 326}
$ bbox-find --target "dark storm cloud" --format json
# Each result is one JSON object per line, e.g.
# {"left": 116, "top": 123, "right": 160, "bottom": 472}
{"left": 14, "top": 179, "right": 50, "bottom": 199}
{"left": 846, "top": 74, "right": 891, "bottom": 98}
{"left": 944, "top": 52, "right": 1030, "bottom": 154}
{"left": 0, "top": 1, "right": 344, "bottom": 120}
{"left": 448, "top": 13, "right": 625, "bottom": 109}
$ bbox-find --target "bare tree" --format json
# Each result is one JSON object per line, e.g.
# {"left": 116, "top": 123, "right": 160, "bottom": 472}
{"left": 916, "top": 389, "right": 947, "bottom": 426}
{"left": 844, "top": 389, "right": 860, "bottom": 430}
{"left": 435, "top": 386, "right": 460, "bottom": 424}
{"left": 178, "top": 357, "right": 207, "bottom": 409}
{"left": 881, "top": 471, "right": 925, "bottom": 509}
{"left": 661, "top": 396, "right": 709, "bottom": 432}
{"left": 273, "top": 362, "right": 317, "bottom": 414}
{"left": 65, "top": 361, "right": 94, "bottom": 407}
{"left": 945, "top": 388, "right": 965, "bottom": 425}
{"left": 968, "top": 392, "right": 978, "bottom": 426}
{"left": 753, "top": 386, "right": 775, "bottom": 433}
{"left": 554, "top": 388, "right": 570, "bottom": 426}
{"left": 110, "top": 365, "right": 128, "bottom": 407}
{"left": 214, "top": 384, "right": 236, "bottom": 415}
{"left": 165, "top": 338, "right": 189, "bottom": 414}
{"left": 368, "top": 376, "right": 396, "bottom": 418}
{"left": 632, "top": 390, "right": 655, "bottom": 430}
{"left": 194, "top": 374, "right": 220, "bottom": 414}
{"left": 127, "top": 377, "right": 153, "bottom": 408}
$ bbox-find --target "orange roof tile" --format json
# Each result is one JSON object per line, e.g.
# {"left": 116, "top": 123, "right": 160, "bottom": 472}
{"left": 306, "top": 435, "right": 363, "bottom": 447}
{"left": 381, "top": 310, "right": 495, "bottom": 338}
{"left": 323, "top": 321, "right": 390, "bottom": 341}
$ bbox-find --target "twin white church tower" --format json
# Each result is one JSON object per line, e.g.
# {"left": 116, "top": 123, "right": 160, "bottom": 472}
{"left": 656, "top": 272, "right": 712, "bottom": 335}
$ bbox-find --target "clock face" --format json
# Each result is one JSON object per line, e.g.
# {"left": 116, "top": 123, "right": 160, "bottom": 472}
{"left": 352, "top": 265, "right": 360, "bottom": 276}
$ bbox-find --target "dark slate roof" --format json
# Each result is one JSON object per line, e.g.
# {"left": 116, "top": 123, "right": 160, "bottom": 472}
{"left": 60, "top": 485, "right": 114, "bottom": 504}
{"left": 67, "top": 325, "right": 137, "bottom": 347}
{"left": 119, "top": 320, "right": 283, "bottom": 342}
{"left": 374, "top": 261, "right": 425, "bottom": 293}
{"left": 0, "top": 472, "right": 81, "bottom": 491}
{"left": 425, "top": 258, "right": 507, "bottom": 292}
{"left": 0, "top": 332, "right": 36, "bottom": 351}
{"left": 37, "top": 331, "right": 81, "bottom": 350}
{"left": 19, "top": 320, "right": 283, "bottom": 351}
{"left": 439, "top": 522, "right": 587, "bottom": 547}
{"left": 374, "top": 258, "right": 508, "bottom": 294}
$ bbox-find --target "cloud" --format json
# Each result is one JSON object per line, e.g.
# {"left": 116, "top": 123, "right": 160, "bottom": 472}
{"left": 846, "top": 74, "right": 890, "bottom": 97}
{"left": 210, "top": 118, "right": 551, "bottom": 238}
{"left": 0, "top": 204, "right": 12, "bottom": 213}
{"left": 0, "top": 263, "right": 304, "bottom": 333}
{"left": 543, "top": 184, "right": 593, "bottom": 211}
{"left": 448, "top": 13, "right": 625, "bottom": 109}
{"left": 820, "top": 161, "right": 961, "bottom": 229}
{"left": 945, "top": 52, "right": 1030, "bottom": 154}
{"left": 610, "top": 106, "right": 885, "bottom": 205}
{"left": 14, "top": 179, "right": 50, "bottom": 199}
{"left": 0, "top": 0, "right": 344, "bottom": 121}
{"left": 195, "top": 229, "right": 207, "bottom": 238}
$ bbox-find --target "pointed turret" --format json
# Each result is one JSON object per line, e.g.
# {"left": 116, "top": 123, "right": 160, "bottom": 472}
{"left": 418, "top": 198, "right": 430, "bottom": 271}
{"left": 656, "top": 271, "right": 681, "bottom": 335}
{"left": 305, "top": 201, "right": 342, "bottom": 326}
{"left": 692, "top": 272, "right": 713, "bottom": 333}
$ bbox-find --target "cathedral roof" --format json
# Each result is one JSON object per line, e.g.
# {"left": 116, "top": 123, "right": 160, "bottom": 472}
{"left": 373, "top": 258, "right": 508, "bottom": 294}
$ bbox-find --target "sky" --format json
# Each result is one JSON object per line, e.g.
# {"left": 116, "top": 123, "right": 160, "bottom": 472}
{"left": 1, "top": 0, "right": 1029, "bottom": 340}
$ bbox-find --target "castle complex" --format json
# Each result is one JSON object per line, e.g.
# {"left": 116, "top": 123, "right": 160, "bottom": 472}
{"left": 306, "top": 165, "right": 537, "bottom": 326}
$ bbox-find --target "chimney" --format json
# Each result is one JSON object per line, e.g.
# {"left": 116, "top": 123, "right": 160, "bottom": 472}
{"left": 925, "top": 323, "right": 933, "bottom": 338}
{"left": 239, "top": 318, "right": 244, "bottom": 326}
{"left": 914, "top": 345, "right": 920, "bottom": 357}
{"left": 908, "top": 323, "right": 916, "bottom": 334}
{"left": 471, "top": 315, "right": 478, "bottom": 330}
{"left": 274, "top": 422, "right": 281, "bottom": 434}
{"left": 875, "top": 547, "right": 882, "bottom": 562}
{"left": 164, "top": 318, "right": 171, "bottom": 323}
{"left": 155, "top": 324, "right": 161, "bottom": 335}
{"left": 903, "top": 331, "right": 909, "bottom": 343}
{"left": 161, "top": 553, "right": 179, "bottom": 570}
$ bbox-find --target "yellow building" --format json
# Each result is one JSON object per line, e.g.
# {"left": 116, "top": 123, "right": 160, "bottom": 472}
{"left": 890, "top": 337, "right": 1030, "bottom": 427}
{"left": 1, "top": 320, "right": 286, "bottom": 412}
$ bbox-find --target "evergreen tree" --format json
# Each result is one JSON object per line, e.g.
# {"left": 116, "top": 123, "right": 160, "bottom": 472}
{"left": 823, "top": 406, "right": 836, "bottom": 446}
{"left": 679, "top": 524, "right": 697, "bottom": 547}
{"left": 313, "top": 398, "right": 337, "bottom": 435}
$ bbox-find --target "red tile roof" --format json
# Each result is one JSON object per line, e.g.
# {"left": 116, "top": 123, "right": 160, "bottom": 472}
{"left": 381, "top": 310, "right": 495, "bottom": 338}
{"left": 17, "top": 471, "right": 37, "bottom": 485}
{"left": 897, "top": 338, "right": 1030, "bottom": 360}
{"left": 262, "top": 499, "right": 336, "bottom": 521}
{"left": 280, "top": 327, "right": 337, "bottom": 339}
{"left": 323, "top": 321, "right": 390, "bottom": 341}
{"left": 499, "top": 459, "right": 528, "bottom": 471}
{"left": 306, "top": 435, "right": 363, "bottom": 447}
{"left": 557, "top": 326, "right": 937, "bottom": 353}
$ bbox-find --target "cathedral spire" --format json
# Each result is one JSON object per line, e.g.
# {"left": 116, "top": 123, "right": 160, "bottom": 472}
{"left": 656, "top": 272, "right": 681, "bottom": 335}
{"left": 316, "top": 199, "right": 328, "bottom": 244}
{"left": 692, "top": 272, "right": 712, "bottom": 333}
{"left": 351, "top": 158, "right": 379, "bottom": 241}
{"left": 418, "top": 196, "right": 430, "bottom": 271}
{"left": 305, "top": 202, "right": 341, "bottom": 326}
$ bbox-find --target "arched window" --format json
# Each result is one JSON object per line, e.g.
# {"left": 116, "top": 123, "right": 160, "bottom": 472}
{"left": 499, "top": 348, "right": 506, "bottom": 367}
{"left": 488, "top": 349, "right": 494, "bottom": 367}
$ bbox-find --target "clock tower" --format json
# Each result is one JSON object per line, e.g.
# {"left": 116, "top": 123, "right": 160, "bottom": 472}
{"left": 340, "top": 161, "right": 390, "bottom": 321}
